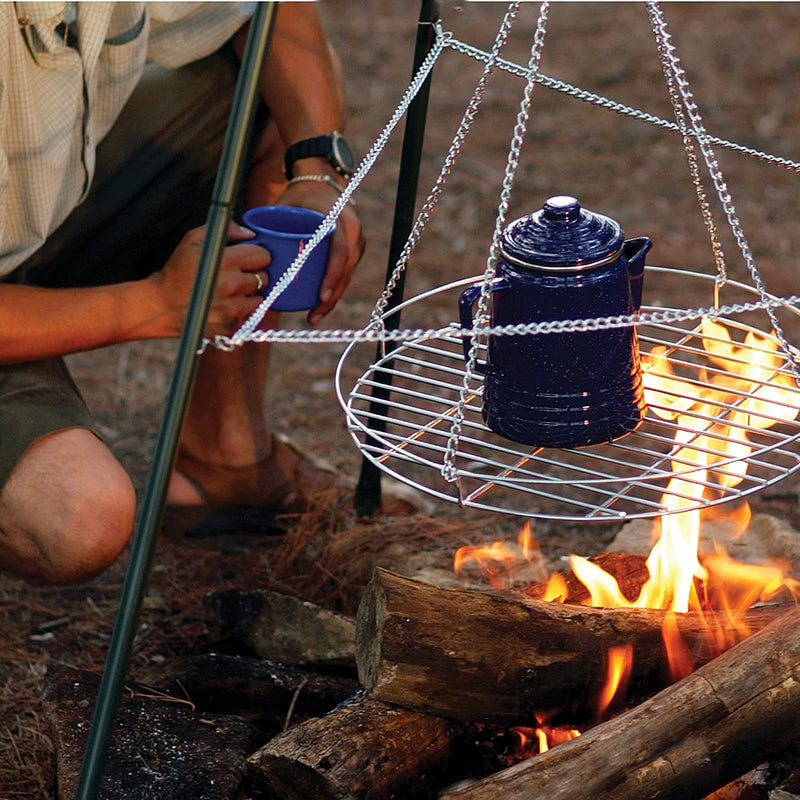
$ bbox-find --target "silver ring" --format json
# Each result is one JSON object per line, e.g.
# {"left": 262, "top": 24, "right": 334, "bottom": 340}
{"left": 253, "top": 272, "right": 264, "bottom": 294}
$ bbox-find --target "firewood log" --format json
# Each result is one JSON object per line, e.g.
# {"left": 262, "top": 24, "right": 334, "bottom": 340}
{"left": 205, "top": 588, "right": 355, "bottom": 670}
{"left": 440, "top": 605, "right": 800, "bottom": 800}
{"left": 242, "top": 695, "right": 468, "bottom": 800}
{"left": 356, "top": 568, "right": 789, "bottom": 724}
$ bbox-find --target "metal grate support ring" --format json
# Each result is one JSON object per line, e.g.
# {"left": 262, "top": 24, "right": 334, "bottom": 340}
{"left": 336, "top": 268, "right": 800, "bottom": 521}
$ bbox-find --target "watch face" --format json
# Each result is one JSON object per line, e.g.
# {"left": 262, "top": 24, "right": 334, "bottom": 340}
{"left": 332, "top": 133, "right": 355, "bottom": 175}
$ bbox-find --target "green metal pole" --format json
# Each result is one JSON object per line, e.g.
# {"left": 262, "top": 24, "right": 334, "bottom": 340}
{"left": 73, "top": 6, "right": 276, "bottom": 799}
{"left": 354, "top": 0, "right": 440, "bottom": 517}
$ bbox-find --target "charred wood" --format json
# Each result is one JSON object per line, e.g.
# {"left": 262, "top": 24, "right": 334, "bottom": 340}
{"left": 242, "top": 695, "right": 469, "bottom": 800}
{"left": 356, "top": 568, "right": 789, "bottom": 724}
{"left": 205, "top": 588, "right": 355, "bottom": 671}
{"left": 440, "top": 605, "right": 800, "bottom": 800}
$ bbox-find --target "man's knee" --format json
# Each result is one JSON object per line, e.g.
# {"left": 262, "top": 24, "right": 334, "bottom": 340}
{"left": 0, "top": 430, "right": 137, "bottom": 584}
{"left": 41, "top": 470, "right": 136, "bottom": 584}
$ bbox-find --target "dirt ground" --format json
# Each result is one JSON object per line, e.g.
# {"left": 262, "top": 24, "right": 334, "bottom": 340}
{"left": 4, "top": 3, "right": 800, "bottom": 798}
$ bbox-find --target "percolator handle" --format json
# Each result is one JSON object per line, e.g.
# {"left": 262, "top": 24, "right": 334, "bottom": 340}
{"left": 458, "top": 282, "right": 494, "bottom": 373}
{"left": 622, "top": 236, "right": 652, "bottom": 312}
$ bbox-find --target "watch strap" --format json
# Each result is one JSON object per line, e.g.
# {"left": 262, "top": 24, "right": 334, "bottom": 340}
{"left": 284, "top": 135, "right": 332, "bottom": 178}
{"left": 284, "top": 132, "right": 354, "bottom": 179}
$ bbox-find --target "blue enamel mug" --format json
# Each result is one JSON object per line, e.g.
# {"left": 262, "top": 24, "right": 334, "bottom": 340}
{"left": 459, "top": 196, "right": 651, "bottom": 448}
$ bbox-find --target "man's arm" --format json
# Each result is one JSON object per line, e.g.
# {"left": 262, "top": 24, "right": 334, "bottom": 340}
{"left": 0, "top": 224, "right": 268, "bottom": 365}
{"left": 232, "top": 4, "right": 345, "bottom": 163}
{"left": 232, "top": 4, "right": 364, "bottom": 325}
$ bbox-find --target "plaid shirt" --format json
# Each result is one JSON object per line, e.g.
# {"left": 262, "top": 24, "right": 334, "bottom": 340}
{"left": 0, "top": 2, "right": 252, "bottom": 277}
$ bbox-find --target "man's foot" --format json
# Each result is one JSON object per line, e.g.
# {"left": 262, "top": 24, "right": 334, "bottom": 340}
{"left": 167, "top": 434, "right": 336, "bottom": 514}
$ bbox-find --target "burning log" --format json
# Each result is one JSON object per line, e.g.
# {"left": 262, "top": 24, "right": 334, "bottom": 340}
{"left": 440, "top": 605, "right": 800, "bottom": 800}
{"left": 356, "top": 568, "right": 789, "bottom": 724}
{"left": 242, "top": 695, "right": 469, "bottom": 800}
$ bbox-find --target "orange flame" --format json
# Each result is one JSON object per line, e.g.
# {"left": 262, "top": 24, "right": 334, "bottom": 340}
{"left": 455, "top": 320, "right": 800, "bottom": 758}
{"left": 582, "top": 319, "right": 800, "bottom": 663}
{"left": 596, "top": 644, "right": 634, "bottom": 720}
{"left": 453, "top": 540, "right": 520, "bottom": 588}
{"left": 662, "top": 611, "right": 695, "bottom": 682}
{"left": 512, "top": 715, "right": 581, "bottom": 756}
{"left": 541, "top": 571, "right": 568, "bottom": 603}
{"left": 454, "top": 522, "right": 547, "bottom": 589}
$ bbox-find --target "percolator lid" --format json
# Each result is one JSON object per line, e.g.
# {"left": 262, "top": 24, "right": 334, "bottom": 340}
{"left": 500, "top": 195, "right": 625, "bottom": 269}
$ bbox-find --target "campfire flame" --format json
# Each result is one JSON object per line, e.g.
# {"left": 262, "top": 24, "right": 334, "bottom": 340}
{"left": 596, "top": 644, "right": 634, "bottom": 720}
{"left": 454, "top": 522, "right": 548, "bottom": 589}
{"left": 455, "top": 319, "right": 800, "bottom": 755}
{"left": 510, "top": 715, "right": 581, "bottom": 757}
{"left": 614, "top": 320, "right": 800, "bottom": 618}
{"left": 568, "top": 320, "right": 800, "bottom": 625}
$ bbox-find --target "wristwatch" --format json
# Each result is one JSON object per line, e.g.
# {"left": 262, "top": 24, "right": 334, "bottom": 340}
{"left": 284, "top": 132, "right": 356, "bottom": 180}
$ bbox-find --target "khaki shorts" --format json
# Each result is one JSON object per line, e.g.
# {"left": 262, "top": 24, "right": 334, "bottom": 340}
{"left": 0, "top": 46, "right": 265, "bottom": 490}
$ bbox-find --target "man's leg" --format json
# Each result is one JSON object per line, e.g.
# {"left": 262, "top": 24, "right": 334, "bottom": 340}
{"left": 0, "top": 51, "right": 256, "bottom": 581}
{"left": 168, "top": 45, "right": 348, "bottom": 510}
{"left": 0, "top": 430, "right": 136, "bottom": 584}
{"left": 0, "top": 361, "right": 136, "bottom": 583}
{"left": 167, "top": 117, "right": 289, "bottom": 505}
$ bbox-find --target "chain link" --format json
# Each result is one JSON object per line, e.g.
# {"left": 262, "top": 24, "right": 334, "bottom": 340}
{"left": 205, "top": 5, "right": 800, "bottom": 356}
{"left": 648, "top": 7, "right": 727, "bottom": 283}
{"left": 199, "top": 1, "right": 800, "bottom": 410}
{"left": 443, "top": 1, "right": 551, "bottom": 485}
{"left": 645, "top": 2, "right": 800, "bottom": 383}
{"left": 442, "top": 37, "right": 800, "bottom": 174}
{"left": 226, "top": 23, "right": 449, "bottom": 347}
{"left": 195, "top": 292, "right": 800, "bottom": 353}
{"left": 372, "top": 7, "right": 521, "bottom": 325}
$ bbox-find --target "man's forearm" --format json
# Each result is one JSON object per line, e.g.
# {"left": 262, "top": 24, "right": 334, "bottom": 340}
{"left": 232, "top": 4, "right": 345, "bottom": 161}
{"left": 0, "top": 281, "right": 174, "bottom": 364}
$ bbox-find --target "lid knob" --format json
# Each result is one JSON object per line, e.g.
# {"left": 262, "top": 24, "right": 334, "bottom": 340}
{"left": 543, "top": 195, "right": 581, "bottom": 223}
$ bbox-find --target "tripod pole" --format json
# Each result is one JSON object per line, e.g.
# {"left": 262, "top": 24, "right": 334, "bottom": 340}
{"left": 354, "top": 0, "right": 440, "bottom": 516}
{"left": 73, "top": 6, "right": 276, "bottom": 798}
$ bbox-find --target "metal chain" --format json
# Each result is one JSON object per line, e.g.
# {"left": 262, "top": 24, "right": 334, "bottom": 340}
{"left": 442, "top": 1, "right": 551, "bottom": 485}
{"left": 201, "top": 0, "right": 800, "bottom": 413}
{"left": 646, "top": 1, "right": 800, "bottom": 380}
{"left": 371, "top": 6, "right": 521, "bottom": 325}
{"left": 443, "top": 37, "right": 800, "bottom": 174}
{"left": 648, "top": 8, "right": 727, "bottom": 283}
{"left": 197, "top": 292, "right": 800, "bottom": 350}
{"left": 223, "top": 23, "right": 449, "bottom": 347}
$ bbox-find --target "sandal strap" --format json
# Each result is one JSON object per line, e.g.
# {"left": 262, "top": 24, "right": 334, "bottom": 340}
{"left": 173, "top": 435, "right": 334, "bottom": 513}
{"left": 174, "top": 451, "right": 298, "bottom": 510}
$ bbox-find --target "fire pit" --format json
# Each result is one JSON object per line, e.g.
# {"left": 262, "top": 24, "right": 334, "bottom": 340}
{"left": 53, "top": 3, "right": 800, "bottom": 799}
{"left": 324, "top": 1, "right": 800, "bottom": 792}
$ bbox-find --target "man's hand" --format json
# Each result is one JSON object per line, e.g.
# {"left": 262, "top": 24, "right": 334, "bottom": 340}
{"left": 150, "top": 221, "right": 271, "bottom": 336}
{"left": 277, "top": 179, "right": 365, "bottom": 325}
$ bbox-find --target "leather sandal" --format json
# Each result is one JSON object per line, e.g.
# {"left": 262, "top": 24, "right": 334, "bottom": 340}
{"left": 163, "top": 434, "right": 337, "bottom": 537}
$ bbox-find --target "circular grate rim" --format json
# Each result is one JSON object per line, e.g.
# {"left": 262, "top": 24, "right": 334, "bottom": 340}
{"left": 336, "top": 268, "right": 800, "bottom": 521}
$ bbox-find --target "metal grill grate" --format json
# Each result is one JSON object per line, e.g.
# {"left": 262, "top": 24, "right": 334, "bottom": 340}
{"left": 336, "top": 270, "right": 800, "bottom": 521}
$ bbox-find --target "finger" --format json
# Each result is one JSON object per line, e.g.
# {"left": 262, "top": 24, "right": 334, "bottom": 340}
{"left": 213, "top": 264, "right": 268, "bottom": 301}
{"left": 246, "top": 270, "right": 267, "bottom": 296}
{"left": 206, "top": 295, "right": 264, "bottom": 336}
{"left": 221, "top": 241, "right": 271, "bottom": 272}
{"left": 227, "top": 221, "right": 257, "bottom": 243}
{"left": 308, "top": 212, "right": 364, "bottom": 323}
{"left": 308, "top": 236, "right": 352, "bottom": 324}
{"left": 234, "top": 268, "right": 268, "bottom": 298}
